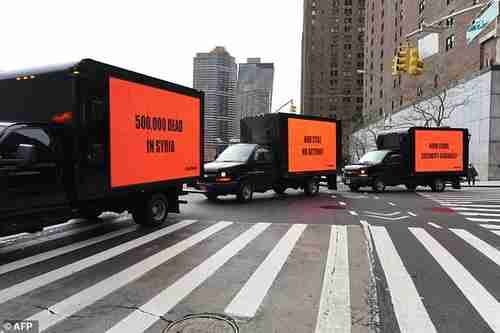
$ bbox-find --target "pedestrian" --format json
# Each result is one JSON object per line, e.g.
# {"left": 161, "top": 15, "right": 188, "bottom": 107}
{"left": 467, "top": 163, "right": 478, "bottom": 186}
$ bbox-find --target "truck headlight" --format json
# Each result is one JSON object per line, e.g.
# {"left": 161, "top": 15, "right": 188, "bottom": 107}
{"left": 360, "top": 169, "right": 367, "bottom": 175}
{"left": 220, "top": 171, "right": 227, "bottom": 177}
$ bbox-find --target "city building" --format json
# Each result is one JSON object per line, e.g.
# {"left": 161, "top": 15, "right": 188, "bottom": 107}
{"left": 236, "top": 58, "right": 274, "bottom": 120}
{"left": 194, "top": 46, "right": 238, "bottom": 161}
{"left": 301, "top": 0, "right": 366, "bottom": 158}
{"left": 354, "top": 1, "right": 500, "bottom": 180}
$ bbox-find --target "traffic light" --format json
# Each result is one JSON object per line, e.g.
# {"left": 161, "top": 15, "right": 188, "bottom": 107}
{"left": 392, "top": 46, "right": 410, "bottom": 75}
{"left": 408, "top": 47, "right": 424, "bottom": 76}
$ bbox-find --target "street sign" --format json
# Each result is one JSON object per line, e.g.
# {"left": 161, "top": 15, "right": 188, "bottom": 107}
{"left": 466, "top": 0, "right": 498, "bottom": 44}
{"left": 418, "top": 33, "right": 439, "bottom": 59}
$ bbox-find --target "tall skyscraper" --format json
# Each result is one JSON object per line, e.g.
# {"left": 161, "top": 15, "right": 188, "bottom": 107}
{"left": 194, "top": 46, "right": 238, "bottom": 161}
{"left": 301, "top": 0, "right": 366, "bottom": 157}
{"left": 236, "top": 58, "right": 275, "bottom": 121}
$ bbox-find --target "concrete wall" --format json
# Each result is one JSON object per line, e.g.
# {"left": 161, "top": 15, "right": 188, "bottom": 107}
{"left": 351, "top": 69, "right": 496, "bottom": 180}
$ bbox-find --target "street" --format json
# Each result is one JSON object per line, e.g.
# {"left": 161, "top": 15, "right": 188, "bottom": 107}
{"left": 1, "top": 186, "right": 500, "bottom": 333}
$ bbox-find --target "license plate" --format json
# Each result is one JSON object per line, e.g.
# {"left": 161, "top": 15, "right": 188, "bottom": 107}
{"left": 345, "top": 178, "right": 351, "bottom": 184}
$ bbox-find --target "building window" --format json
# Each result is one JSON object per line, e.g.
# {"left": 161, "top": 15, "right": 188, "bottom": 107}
{"left": 446, "top": 17, "right": 454, "bottom": 28}
{"left": 343, "top": 97, "right": 352, "bottom": 102}
{"left": 418, "top": 0, "right": 425, "bottom": 14}
{"left": 344, "top": 44, "right": 352, "bottom": 50}
{"left": 393, "top": 79, "right": 397, "bottom": 88}
{"left": 446, "top": 34, "right": 455, "bottom": 51}
{"left": 379, "top": 108, "right": 383, "bottom": 116}
{"left": 417, "top": 87, "right": 423, "bottom": 97}
{"left": 446, "top": 0, "right": 453, "bottom": 5}
{"left": 357, "top": 97, "right": 363, "bottom": 103}
{"left": 379, "top": 90, "right": 383, "bottom": 98}
{"left": 400, "top": 96, "right": 404, "bottom": 105}
{"left": 434, "top": 74, "right": 439, "bottom": 88}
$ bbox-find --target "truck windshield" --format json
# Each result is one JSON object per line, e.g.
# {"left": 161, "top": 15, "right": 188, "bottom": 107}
{"left": 358, "top": 150, "right": 390, "bottom": 164}
{"left": 216, "top": 144, "right": 256, "bottom": 162}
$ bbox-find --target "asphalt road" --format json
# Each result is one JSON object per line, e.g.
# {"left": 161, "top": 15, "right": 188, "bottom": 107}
{"left": 0, "top": 185, "right": 499, "bottom": 333}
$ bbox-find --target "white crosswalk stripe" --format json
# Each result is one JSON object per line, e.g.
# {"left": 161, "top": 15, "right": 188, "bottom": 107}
{"left": 2, "top": 218, "right": 500, "bottom": 332}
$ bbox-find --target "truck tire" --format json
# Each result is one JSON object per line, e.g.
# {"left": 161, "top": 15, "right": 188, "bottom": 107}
{"left": 237, "top": 182, "right": 253, "bottom": 202}
{"left": 132, "top": 193, "right": 169, "bottom": 226}
{"left": 272, "top": 184, "right": 286, "bottom": 195}
{"left": 304, "top": 178, "right": 320, "bottom": 196}
{"left": 431, "top": 178, "right": 445, "bottom": 192}
{"left": 372, "top": 179, "right": 386, "bottom": 193}
{"left": 349, "top": 185, "right": 360, "bottom": 192}
{"left": 405, "top": 183, "right": 417, "bottom": 192}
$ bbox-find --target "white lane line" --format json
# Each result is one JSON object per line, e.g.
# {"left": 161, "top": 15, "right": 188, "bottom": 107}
{"left": 29, "top": 221, "right": 233, "bottom": 332}
{"left": 459, "top": 212, "right": 500, "bottom": 217}
{"left": 445, "top": 204, "right": 500, "bottom": 208}
{"left": 410, "top": 228, "right": 500, "bottom": 332}
{"left": 339, "top": 201, "right": 347, "bottom": 206}
{"left": 105, "top": 223, "right": 271, "bottom": 333}
{"left": 437, "top": 201, "right": 473, "bottom": 205}
{"left": 388, "top": 202, "right": 396, "bottom": 206}
{"left": 370, "top": 226, "right": 437, "bottom": 333}
{"left": 349, "top": 211, "right": 358, "bottom": 216}
{"left": 451, "top": 207, "right": 500, "bottom": 212}
{"left": 0, "top": 226, "right": 137, "bottom": 276}
{"left": 314, "top": 226, "right": 350, "bottom": 333}
{"left": 225, "top": 224, "right": 307, "bottom": 318}
{"left": 492, "top": 231, "right": 500, "bottom": 237}
{"left": 408, "top": 212, "right": 417, "bottom": 217}
{"left": 0, "top": 219, "right": 198, "bottom": 304}
{"left": 480, "top": 224, "right": 500, "bottom": 230}
{"left": 428, "top": 223, "right": 442, "bottom": 229}
{"left": 365, "top": 215, "right": 409, "bottom": 221}
{"left": 451, "top": 229, "right": 500, "bottom": 266}
{"left": 466, "top": 218, "right": 500, "bottom": 223}
{"left": 364, "top": 211, "right": 401, "bottom": 217}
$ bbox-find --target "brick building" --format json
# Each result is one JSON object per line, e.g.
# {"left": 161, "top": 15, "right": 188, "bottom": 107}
{"left": 364, "top": 0, "right": 498, "bottom": 122}
{"left": 301, "top": 0, "right": 366, "bottom": 156}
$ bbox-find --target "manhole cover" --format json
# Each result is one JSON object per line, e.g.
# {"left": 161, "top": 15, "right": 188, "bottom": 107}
{"left": 319, "top": 205, "right": 346, "bottom": 210}
{"left": 163, "top": 313, "right": 239, "bottom": 333}
{"left": 428, "top": 207, "right": 455, "bottom": 213}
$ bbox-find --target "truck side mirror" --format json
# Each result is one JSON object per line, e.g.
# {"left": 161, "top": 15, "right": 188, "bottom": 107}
{"left": 15, "top": 144, "right": 37, "bottom": 167}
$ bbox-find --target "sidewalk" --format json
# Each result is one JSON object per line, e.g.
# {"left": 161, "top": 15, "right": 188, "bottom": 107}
{"left": 460, "top": 180, "right": 500, "bottom": 188}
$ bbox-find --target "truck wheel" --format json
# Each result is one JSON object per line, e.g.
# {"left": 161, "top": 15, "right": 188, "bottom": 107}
{"left": 304, "top": 178, "right": 320, "bottom": 196}
{"left": 431, "top": 178, "right": 446, "bottom": 192}
{"left": 349, "top": 185, "right": 360, "bottom": 192}
{"left": 132, "top": 193, "right": 169, "bottom": 226}
{"left": 237, "top": 183, "right": 253, "bottom": 202}
{"left": 405, "top": 183, "right": 417, "bottom": 192}
{"left": 372, "top": 179, "right": 386, "bottom": 193}
{"left": 273, "top": 184, "right": 286, "bottom": 195}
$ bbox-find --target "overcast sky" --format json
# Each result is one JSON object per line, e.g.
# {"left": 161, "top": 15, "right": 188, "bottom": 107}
{"left": 1, "top": 1, "right": 304, "bottom": 111}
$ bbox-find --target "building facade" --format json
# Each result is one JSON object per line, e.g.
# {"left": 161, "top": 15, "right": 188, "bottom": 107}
{"left": 193, "top": 47, "right": 238, "bottom": 161}
{"left": 236, "top": 58, "right": 274, "bottom": 121}
{"left": 364, "top": 0, "right": 498, "bottom": 121}
{"left": 301, "top": 0, "right": 366, "bottom": 159}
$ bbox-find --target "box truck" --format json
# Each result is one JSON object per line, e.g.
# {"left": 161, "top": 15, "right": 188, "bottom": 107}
{"left": 0, "top": 59, "right": 203, "bottom": 236}
{"left": 196, "top": 113, "right": 341, "bottom": 201}
{"left": 343, "top": 127, "right": 468, "bottom": 192}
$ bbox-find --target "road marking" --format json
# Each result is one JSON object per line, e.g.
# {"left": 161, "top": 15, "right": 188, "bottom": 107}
{"left": 388, "top": 202, "right": 396, "bottom": 206}
{"left": 451, "top": 207, "right": 500, "bottom": 212}
{"left": 428, "top": 222, "right": 442, "bottom": 229}
{"left": 459, "top": 212, "right": 500, "bottom": 217}
{"left": 408, "top": 212, "right": 417, "bottom": 217}
{"left": 365, "top": 215, "right": 410, "bottom": 221}
{"left": 370, "top": 226, "right": 437, "bottom": 333}
{"left": 492, "top": 231, "right": 500, "bottom": 237}
{"left": 349, "top": 211, "right": 358, "bottom": 216}
{"left": 451, "top": 229, "right": 500, "bottom": 266}
{"left": 314, "top": 226, "right": 350, "bottom": 333}
{"left": 0, "top": 219, "right": 199, "bottom": 304}
{"left": 480, "top": 224, "right": 500, "bottom": 230}
{"left": 225, "top": 224, "right": 306, "bottom": 318}
{"left": 0, "top": 226, "right": 137, "bottom": 276}
{"left": 28, "top": 221, "right": 233, "bottom": 332}
{"left": 339, "top": 201, "right": 347, "bottom": 206}
{"left": 410, "top": 228, "right": 500, "bottom": 332}
{"left": 466, "top": 218, "right": 500, "bottom": 223}
{"left": 364, "top": 211, "right": 401, "bottom": 217}
{"left": 105, "top": 223, "right": 271, "bottom": 333}
{"left": 445, "top": 204, "right": 500, "bottom": 208}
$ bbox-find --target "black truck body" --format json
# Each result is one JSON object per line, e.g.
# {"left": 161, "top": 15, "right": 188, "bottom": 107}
{"left": 0, "top": 59, "right": 204, "bottom": 236}
{"left": 343, "top": 127, "right": 469, "bottom": 192}
{"left": 197, "top": 113, "right": 341, "bottom": 201}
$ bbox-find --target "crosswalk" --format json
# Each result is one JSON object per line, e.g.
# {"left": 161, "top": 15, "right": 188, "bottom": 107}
{"left": 420, "top": 189, "right": 500, "bottom": 225}
{"left": 1, "top": 217, "right": 500, "bottom": 332}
